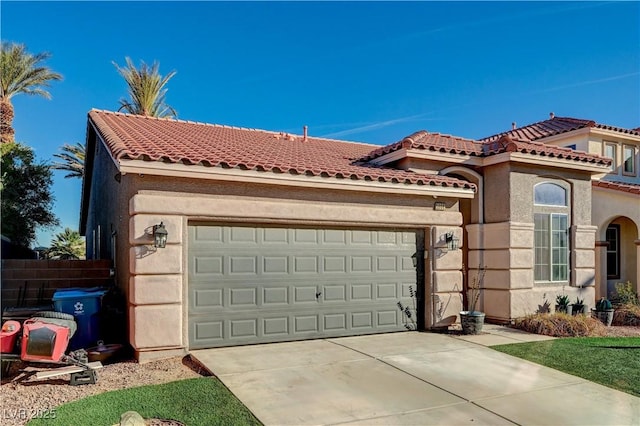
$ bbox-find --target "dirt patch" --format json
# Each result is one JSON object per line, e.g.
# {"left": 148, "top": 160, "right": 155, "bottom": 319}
{"left": 0, "top": 356, "right": 207, "bottom": 426}
{"left": 603, "top": 325, "right": 640, "bottom": 337}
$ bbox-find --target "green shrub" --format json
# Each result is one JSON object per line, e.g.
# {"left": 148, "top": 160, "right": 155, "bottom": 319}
{"left": 613, "top": 281, "right": 639, "bottom": 306}
{"left": 513, "top": 313, "right": 607, "bottom": 337}
{"left": 555, "top": 294, "right": 570, "bottom": 307}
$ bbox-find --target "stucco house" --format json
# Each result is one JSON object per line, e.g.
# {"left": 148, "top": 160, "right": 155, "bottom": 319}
{"left": 481, "top": 114, "right": 640, "bottom": 302}
{"left": 81, "top": 110, "right": 637, "bottom": 361}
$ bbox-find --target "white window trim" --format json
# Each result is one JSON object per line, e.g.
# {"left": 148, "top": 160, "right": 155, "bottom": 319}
{"left": 603, "top": 141, "right": 617, "bottom": 173}
{"left": 622, "top": 144, "right": 636, "bottom": 176}
{"left": 533, "top": 182, "right": 568, "bottom": 207}
{"left": 534, "top": 213, "right": 570, "bottom": 283}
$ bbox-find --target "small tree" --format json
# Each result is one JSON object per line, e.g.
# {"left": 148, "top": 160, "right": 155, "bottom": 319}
{"left": 1, "top": 142, "right": 58, "bottom": 247}
{"left": 46, "top": 227, "right": 85, "bottom": 259}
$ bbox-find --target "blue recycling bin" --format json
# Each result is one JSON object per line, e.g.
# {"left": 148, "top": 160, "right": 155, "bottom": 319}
{"left": 53, "top": 288, "right": 107, "bottom": 350}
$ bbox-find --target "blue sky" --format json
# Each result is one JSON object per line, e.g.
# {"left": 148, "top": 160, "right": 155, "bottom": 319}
{"left": 2, "top": 1, "right": 639, "bottom": 248}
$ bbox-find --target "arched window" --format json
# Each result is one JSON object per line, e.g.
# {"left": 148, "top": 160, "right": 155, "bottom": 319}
{"left": 534, "top": 182, "right": 567, "bottom": 206}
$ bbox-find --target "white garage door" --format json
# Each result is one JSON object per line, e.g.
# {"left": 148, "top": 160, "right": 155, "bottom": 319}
{"left": 188, "top": 224, "right": 421, "bottom": 349}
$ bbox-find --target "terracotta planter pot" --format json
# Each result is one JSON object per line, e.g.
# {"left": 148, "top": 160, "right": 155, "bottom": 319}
{"left": 460, "top": 311, "right": 485, "bottom": 335}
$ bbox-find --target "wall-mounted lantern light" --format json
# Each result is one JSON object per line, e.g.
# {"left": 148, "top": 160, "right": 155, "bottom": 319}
{"left": 153, "top": 222, "right": 168, "bottom": 248}
{"left": 445, "top": 231, "right": 460, "bottom": 251}
{"left": 411, "top": 252, "right": 418, "bottom": 268}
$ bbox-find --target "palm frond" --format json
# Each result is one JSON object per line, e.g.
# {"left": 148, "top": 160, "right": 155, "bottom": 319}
{"left": 113, "top": 57, "right": 177, "bottom": 118}
{"left": 51, "top": 142, "right": 85, "bottom": 179}
{"left": 46, "top": 227, "right": 85, "bottom": 260}
{"left": 0, "top": 41, "right": 63, "bottom": 100}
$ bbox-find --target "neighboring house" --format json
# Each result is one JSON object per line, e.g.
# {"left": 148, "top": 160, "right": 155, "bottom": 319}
{"left": 82, "top": 110, "right": 626, "bottom": 361}
{"left": 481, "top": 114, "right": 640, "bottom": 302}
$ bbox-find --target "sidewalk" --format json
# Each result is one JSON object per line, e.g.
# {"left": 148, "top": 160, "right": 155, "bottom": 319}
{"left": 453, "top": 323, "right": 557, "bottom": 346}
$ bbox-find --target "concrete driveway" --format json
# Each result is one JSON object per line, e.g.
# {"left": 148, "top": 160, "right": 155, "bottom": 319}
{"left": 191, "top": 330, "right": 640, "bottom": 425}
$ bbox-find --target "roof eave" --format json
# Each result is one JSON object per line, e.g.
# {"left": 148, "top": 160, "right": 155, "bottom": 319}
{"left": 482, "top": 152, "right": 611, "bottom": 173}
{"left": 118, "top": 159, "right": 476, "bottom": 199}
{"left": 590, "top": 127, "right": 640, "bottom": 142}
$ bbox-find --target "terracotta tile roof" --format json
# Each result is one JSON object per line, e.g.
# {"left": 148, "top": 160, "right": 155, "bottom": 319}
{"left": 360, "top": 131, "right": 610, "bottom": 166}
{"left": 481, "top": 116, "right": 640, "bottom": 143}
{"left": 592, "top": 180, "right": 640, "bottom": 195}
{"left": 88, "top": 110, "right": 476, "bottom": 191}
{"left": 360, "top": 131, "right": 484, "bottom": 161}
{"left": 482, "top": 135, "right": 611, "bottom": 166}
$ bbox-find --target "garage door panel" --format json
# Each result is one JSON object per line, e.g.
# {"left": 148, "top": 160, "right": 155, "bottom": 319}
{"left": 294, "top": 286, "right": 320, "bottom": 303}
{"left": 263, "top": 287, "right": 288, "bottom": 305}
{"left": 263, "top": 256, "right": 288, "bottom": 274}
{"left": 193, "top": 288, "right": 223, "bottom": 309}
{"left": 263, "top": 228, "right": 289, "bottom": 243}
{"left": 324, "top": 313, "right": 347, "bottom": 330}
{"left": 188, "top": 225, "right": 419, "bottom": 349}
{"left": 377, "top": 256, "right": 397, "bottom": 271}
{"left": 295, "top": 256, "right": 318, "bottom": 273}
{"left": 193, "top": 226, "right": 223, "bottom": 243}
{"left": 351, "top": 256, "right": 372, "bottom": 272}
{"left": 323, "top": 229, "right": 347, "bottom": 244}
{"left": 294, "top": 229, "right": 319, "bottom": 243}
{"left": 189, "top": 303, "right": 416, "bottom": 348}
{"left": 350, "top": 230, "right": 372, "bottom": 244}
{"left": 230, "top": 227, "right": 258, "bottom": 243}
{"left": 189, "top": 278, "right": 414, "bottom": 311}
{"left": 264, "top": 317, "right": 289, "bottom": 335}
{"left": 193, "top": 256, "right": 223, "bottom": 275}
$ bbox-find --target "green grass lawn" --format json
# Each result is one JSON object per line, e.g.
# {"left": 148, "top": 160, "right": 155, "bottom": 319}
{"left": 492, "top": 337, "right": 640, "bottom": 397}
{"left": 28, "top": 377, "right": 261, "bottom": 426}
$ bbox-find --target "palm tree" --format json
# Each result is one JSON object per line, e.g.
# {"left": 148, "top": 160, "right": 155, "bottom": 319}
{"left": 113, "top": 57, "right": 177, "bottom": 118}
{"left": 52, "top": 142, "right": 85, "bottom": 179}
{"left": 46, "top": 227, "right": 85, "bottom": 260}
{"left": 0, "top": 42, "right": 63, "bottom": 143}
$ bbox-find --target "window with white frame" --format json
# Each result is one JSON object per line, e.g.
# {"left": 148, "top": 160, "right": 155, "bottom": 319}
{"left": 623, "top": 145, "right": 636, "bottom": 175}
{"left": 603, "top": 142, "right": 617, "bottom": 172}
{"left": 534, "top": 182, "right": 570, "bottom": 282}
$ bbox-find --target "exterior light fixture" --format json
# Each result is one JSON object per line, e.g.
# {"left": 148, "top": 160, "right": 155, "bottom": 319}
{"left": 153, "top": 222, "right": 168, "bottom": 248}
{"left": 434, "top": 201, "right": 446, "bottom": 211}
{"left": 445, "top": 232, "right": 460, "bottom": 251}
{"left": 411, "top": 252, "right": 418, "bottom": 268}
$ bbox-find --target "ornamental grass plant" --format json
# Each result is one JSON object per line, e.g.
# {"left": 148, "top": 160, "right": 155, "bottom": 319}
{"left": 513, "top": 313, "right": 607, "bottom": 337}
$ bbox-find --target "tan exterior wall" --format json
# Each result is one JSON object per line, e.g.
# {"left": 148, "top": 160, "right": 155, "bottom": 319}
{"left": 541, "top": 128, "right": 640, "bottom": 302}
{"left": 592, "top": 187, "right": 640, "bottom": 297}
{"left": 467, "top": 161, "right": 597, "bottom": 321}
{"left": 124, "top": 182, "right": 464, "bottom": 360}
{"left": 430, "top": 226, "right": 464, "bottom": 325}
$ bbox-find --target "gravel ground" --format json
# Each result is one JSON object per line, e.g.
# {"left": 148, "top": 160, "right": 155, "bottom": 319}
{"left": 602, "top": 325, "right": 640, "bottom": 337}
{"left": 0, "top": 356, "right": 208, "bottom": 426}
{"left": 1, "top": 327, "right": 638, "bottom": 425}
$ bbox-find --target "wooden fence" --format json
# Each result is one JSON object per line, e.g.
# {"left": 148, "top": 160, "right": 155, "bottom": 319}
{"left": 1, "top": 259, "right": 114, "bottom": 311}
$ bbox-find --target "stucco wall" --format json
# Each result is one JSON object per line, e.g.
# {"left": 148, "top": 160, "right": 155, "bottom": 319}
{"left": 468, "top": 161, "right": 597, "bottom": 321}
{"left": 592, "top": 187, "right": 640, "bottom": 297}
{"left": 118, "top": 172, "right": 466, "bottom": 361}
{"left": 85, "top": 140, "right": 130, "bottom": 292}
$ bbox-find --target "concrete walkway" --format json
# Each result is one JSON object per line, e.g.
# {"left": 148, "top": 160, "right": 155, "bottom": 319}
{"left": 191, "top": 327, "right": 640, "bottom": 425}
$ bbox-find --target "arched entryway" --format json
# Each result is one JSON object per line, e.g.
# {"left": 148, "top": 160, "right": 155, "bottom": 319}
{"left": 597, "top": 216, "right": 639, "bottom": 299}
